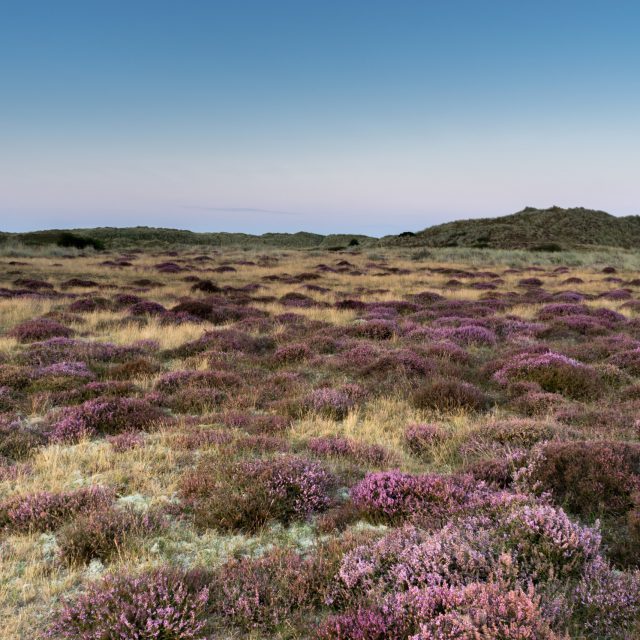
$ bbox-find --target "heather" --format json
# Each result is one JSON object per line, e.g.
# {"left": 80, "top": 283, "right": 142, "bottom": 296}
{"left": 0, "top": 247, "right": 639, "bottom": 639}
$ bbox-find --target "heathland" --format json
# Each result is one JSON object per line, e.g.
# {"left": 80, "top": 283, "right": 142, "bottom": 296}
{"left": 0, "top": 240, "right": 639, "bottom": 638}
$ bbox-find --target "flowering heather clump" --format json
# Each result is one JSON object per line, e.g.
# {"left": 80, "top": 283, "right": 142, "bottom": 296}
{"left": 480, "top": 418, "right": 555, "bottom": 448}
{"left": 35, "top": 361, "right": 94, "bottom": 380}
{"left": 504, "top": 504, "right": 601, "bottom": 581}
{"left": 181, "top": 455, "right": 335, "bottom": 531}
{"left": 128, "top": 300, "right": 167, "bottom": 316}
{"left": 308, "top": 436, "right": 391, "bottom": 466}
{"left": 67, "top": 297, "right": 109, "bottom": 313}
{"left": 572, "top": 557, "right": 640, "bottom": 638}
{"left": 318, "top": 605, "right": 407, "bottom": 640}
{"left": 0, "top": 421, "right": 46, "bottom": 461}
{"left": 404, "top": 423, "right": 443, "bottom": 456}
{"left": 106, "top": 430, "right": 144, "bottom": 452}
{"left": 215, "top": 549, "right": 321, "bottom": 632}
{"left": 20, "top": 336, "right": 157, "bottom": 367}
{"left": 273, "top": 342, "right": 312, "bottom": 364}
{"left": 58, "top": 506, "right": 165, "bottom": 565}
{"left": 493, "top": 351, "right": 600, "bottom": 399}
{"left": 351, "top": 319, "right": 396, "bottom": 340}
{"left": 350, "top": 471, "right": 472, "bottom": 525}
{"left": 305, "top": 384, "right": 365, "bottom": 419}
{"left": 608, "top": 347, "right": 640, "bottom": 375}
{"left": 408, "top": 582, "right": 558, "bottom": 640}
{"left": 412, "top": 378, "right": 490, "bottom": 412}
{"left": 50, "top": 397, "right": 165, "bottom": 442}
{"left": 0, "top": 485, "right": 114, "bottom": 532}
{"left": 155, "top": 369, "right": 241, "bottom": 393}
{"left": 9, "top": 318, "right": 73, "bottom": 343}
{"left": 173, "top": 427, "right": 234, "bottom": 450}
{"left": 520, "top": 441, "right": 640, "bottom": 518}
{"left": 48, "top": 569, "right": 210, "bottom": 640}
{"left": 438, "top": 324, "right": 497, "bottom": 346}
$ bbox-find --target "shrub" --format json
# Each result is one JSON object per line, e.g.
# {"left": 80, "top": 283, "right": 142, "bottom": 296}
{"left": 181, "top": 455, "right": 335, "bottom": 532}
{"left": 504, "top": 504, "right": 601, "bottom": 581}
{"left": 521, "top": 441, "right": 640, "bottom": 519}
{"left": 404, "top": 423, "right": 443, "bottom": 456}
{"left": 0, "top": 419, "right": 46, "bottom": 460}
{"left": 50, "top": 397, "right": 165, "bottom": 442}
{"left": 318, "top": 605, "right": 407, "bottom": 640}
{"left": 409, "top": 582, "right": 558, "bottom": 640}
{"left": 58, "top": 506, "right": 165, "bottom": 565}
{"left": 351, "top": 320, "right": 396, "bottom": 340}
{"left": 106, "top": 431, "right": 144, "bottom": 452}
{"left": 47, "top": 569, "right": 209, "bottom": 640}
{"left": 308, "top": 436, "right": 391, "bottom": 466}
{"left": 9, "top": 318, "right": 73, "bottom": 343}
{"left": 493, "top": 351, "right": 600, "bottom": 399}
{"left": 412, "top": 378, "right": 490, "bottom": 412}
{"left": 572, "top": 557, "right": 640, "bottom": 639}
{"left": 305, "top": 384, "right": 365, "bottom": 419}
{"left": 350, "top": 471, "right": 472, "bottom": 525}
{"left": 1, "top": 486, "right": 114, "bottom": 532}
{"left": 273, "top": 342, "right": 312, "bottom": 364}
{"left": 214, "top": 548, "right": 321, "bottom": 632}
{"left": 480, "top": 418, "right": 554, "bottom": 448}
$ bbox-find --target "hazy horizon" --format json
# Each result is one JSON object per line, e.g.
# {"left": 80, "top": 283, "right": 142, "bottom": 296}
{"left": 3, "top": 1, "right": 640, "bottom": 235}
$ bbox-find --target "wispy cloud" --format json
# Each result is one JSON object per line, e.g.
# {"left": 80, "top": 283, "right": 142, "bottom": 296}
{"left": 183, "top": 206, "right": 302, "bottom": 217}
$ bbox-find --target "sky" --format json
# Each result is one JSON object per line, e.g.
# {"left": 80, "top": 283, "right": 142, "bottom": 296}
{"left": 1, "top": 1, "right": 640, "bottom": 236}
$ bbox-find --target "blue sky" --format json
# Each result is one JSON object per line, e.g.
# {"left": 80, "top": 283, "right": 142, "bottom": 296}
{"left": 1, "top": 1, "right": 640, "bottom": 235}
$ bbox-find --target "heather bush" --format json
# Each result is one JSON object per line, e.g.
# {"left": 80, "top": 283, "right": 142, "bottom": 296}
{"left": 479, "top": 418, "right": 555, "bottom": 448}
{"left": 48, "top": 569, "right": 210, "bottom": 640}
{"left": 571, "top": 557, "right": 640, "bottom": 639}
{"left": 50, "top": 397, "right": 165, "bottom": 442}
{"left": 106, "top": 430, "right": 145, "bottom": 452}
{"left": 503, "top": 503, "right": 601, "bottom": 582}
{"left": 521, "top": 441, "right": 640, "bottom": 518}
{"left": 318, "top": 604, "right": 408, "bottom": 640}
{"left": 308, "top": 435, "right": 391, "bottom": 466}
{"left": 9, "top": 318, "right": 73, "bottom": 342}
{"left": 408, "top": 582, "right": 559, "bottom": 640}
{"left": 350, "top": 471, "right": 473, "bottom": 525}
{"left": 214, "top": 548, "right": 322, "bottom": 632}
{"left": 58, "top": 506, "right": 165, "bottom": 565}
{"left": 412, "top": 378, "right": 490, "bottom": 412}
{"left": 0, "top": 418, "right": 46, "bottom": 460}
{"left": 273, "top": 342, "right": 312, "bottom": 364}
{"left": 181, "top": 455, "right": 335, "bottom": 531}
{"left": 351, "top": 319, "right": 396, "bottom": 340}
{"left": 305, "top": 384, "right": 365, "bottom": 419}
{"left": 493, "top": 351, "right": 600, "bottom": 399}
{"left": 404, "top": 423, "right": 443, "bottom": 456}
{"left": 1, "top": 486, "right": 114, "bottom": 532}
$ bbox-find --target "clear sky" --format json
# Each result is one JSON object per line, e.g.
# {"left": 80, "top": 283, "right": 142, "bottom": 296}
{"left": 2, "top": 1, "right": 640, "bottom": 235}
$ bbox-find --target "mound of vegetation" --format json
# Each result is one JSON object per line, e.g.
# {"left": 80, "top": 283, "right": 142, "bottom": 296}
{"left": 0, "top": 226, "right": 375, "bottom": 250}
{"left": 387, "top": 206, "right": 640, "bottom": 249}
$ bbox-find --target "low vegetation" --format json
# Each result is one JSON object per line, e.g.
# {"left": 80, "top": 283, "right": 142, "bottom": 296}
{"left": 0, "top": 242, "right": 639, "bottom": 638}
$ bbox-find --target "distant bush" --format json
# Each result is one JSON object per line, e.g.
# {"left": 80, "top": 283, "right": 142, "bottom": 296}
{"left": 56, "top": 232, "right": 104, "bottom": 251}
{"left": 9, "top": 318, "right": 73, "bottom": 343}
{"left": 493, "top": 351, "right": 600, "bottom": 399}
{"left": 412, "top": 378, "right": 490, "bottom": 412}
